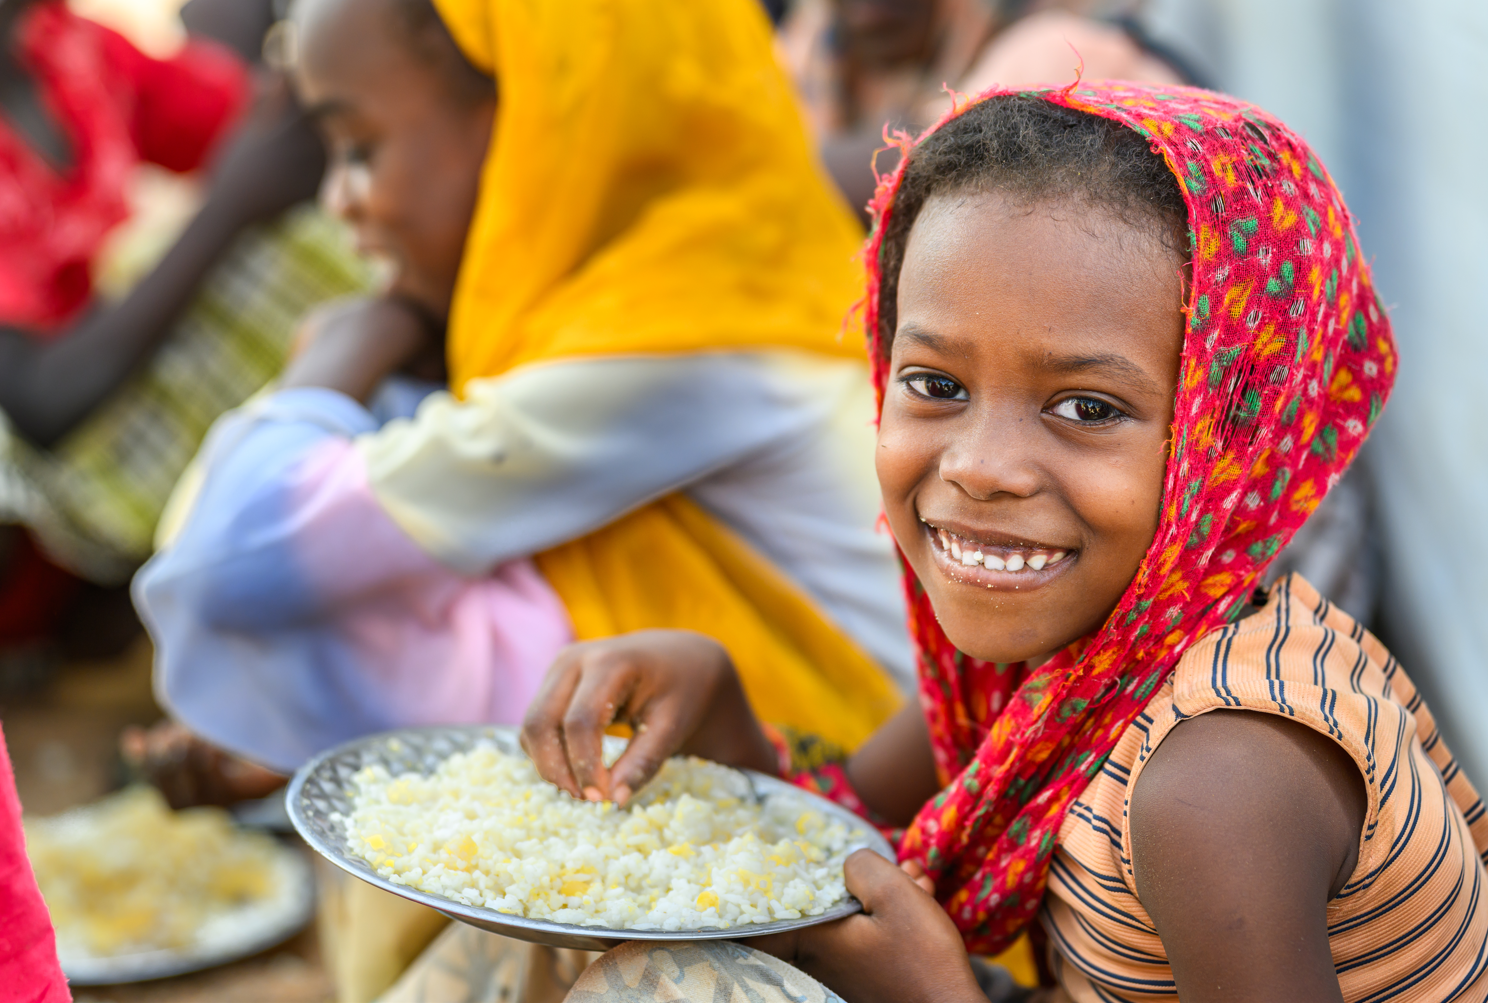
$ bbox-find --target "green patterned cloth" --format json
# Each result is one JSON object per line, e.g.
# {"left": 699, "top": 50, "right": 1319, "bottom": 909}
{"left": 0, "top": 205, "right": 372, "bottom": 583}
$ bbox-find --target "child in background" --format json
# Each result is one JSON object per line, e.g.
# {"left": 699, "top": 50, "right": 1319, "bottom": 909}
{"left": 521, "top": 85, "right": 1488, "bottom": 1002}
{"left": 135, "top": 0, "right": 909, "bottom": 784}
{"left": 778, "top": 0, "right": 1189, "bottom": 219}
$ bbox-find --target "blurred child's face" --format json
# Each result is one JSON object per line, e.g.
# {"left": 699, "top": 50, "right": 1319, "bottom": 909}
{"left": 294, "top": 0, "right": 495, "bottom": 318}
{"left": 834, "top": 0, "right": 938, "bottom": 68}
{"left": 877, "top": 192, "right": 1185, "bottom": 664}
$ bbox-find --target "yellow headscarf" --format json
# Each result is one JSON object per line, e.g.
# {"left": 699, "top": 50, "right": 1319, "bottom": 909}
{"left": 428, "top": 0, "right": 901, "bottom": 747}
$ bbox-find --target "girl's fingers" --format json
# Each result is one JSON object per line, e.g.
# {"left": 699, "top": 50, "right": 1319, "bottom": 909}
{"left": 608, "top": 701, "right": 685, "bottom": 806}
{"left": 842, "top": 848, "right": 904, "bottom": 911}
{"left": 560, "top": 656, "right": 639, "bottom": 800}
{"left": 899, "top": 859, "right": 936, "bottom": 895}
{"left": 520, "top": 655, "right": 585, "bottom": 798}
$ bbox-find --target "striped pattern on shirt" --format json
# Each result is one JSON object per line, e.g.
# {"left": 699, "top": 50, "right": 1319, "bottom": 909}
{"left": 1043, "top": 574, "right": 1488, "bottom": 1002}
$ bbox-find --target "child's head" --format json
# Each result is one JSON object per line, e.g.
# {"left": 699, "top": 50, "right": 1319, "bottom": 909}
{"left": 881, "top": 85, "right": 1395, "bottom": 949}
{"left": 875, "top": 96, "right": 1191, "bottom": 664}
{"left": 292, "top": 0, "right": 495, "bottom": 317}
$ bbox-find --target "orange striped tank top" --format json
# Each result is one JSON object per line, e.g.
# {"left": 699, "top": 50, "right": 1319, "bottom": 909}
{"left": 1044, "top": 574, "right": 1488, "bottom": 1002}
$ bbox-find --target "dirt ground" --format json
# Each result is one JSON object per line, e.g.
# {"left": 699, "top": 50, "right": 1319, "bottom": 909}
{"left": 2, "top": 638, "right": 335, "bottom": 1003}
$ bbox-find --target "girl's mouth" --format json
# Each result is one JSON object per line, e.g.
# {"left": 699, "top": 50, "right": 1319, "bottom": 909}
{"left": 919, "top": 518, "right": 1075, "bottom": 588}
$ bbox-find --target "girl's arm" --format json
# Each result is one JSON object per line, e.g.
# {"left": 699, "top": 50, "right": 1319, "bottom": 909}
{"left": 1129, "top": 711, "right": 1366, "bottom": 1003}
{"left": 845, "top": 702, "right": 941, "bottom": 826}
{"left": 0, "top": 82, "right": 322, "bottom": 447}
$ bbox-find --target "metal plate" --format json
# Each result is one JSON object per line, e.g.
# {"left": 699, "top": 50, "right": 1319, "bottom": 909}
{"left": 59, "top": 841, "right": 314, "bottom": 986}
{"left": 288, "top": 725, "right": 894, "bottom": 952}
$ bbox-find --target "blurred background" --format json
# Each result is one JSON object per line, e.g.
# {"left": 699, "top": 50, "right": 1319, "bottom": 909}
{"left": 1, "top": 0, "right": 1483, "bottom": 999}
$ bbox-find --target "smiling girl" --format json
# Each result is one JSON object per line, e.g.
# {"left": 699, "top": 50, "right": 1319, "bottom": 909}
{"left": 519, "top": 84, "right": 1488, "bottom": 1003}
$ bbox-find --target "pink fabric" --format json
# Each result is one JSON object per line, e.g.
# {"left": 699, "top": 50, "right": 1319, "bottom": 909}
{"left": 291, "top": 438, "right": 570, "bottom": 728}
{"left": 0, "top": 725, "right": 68, "bottom": 1003}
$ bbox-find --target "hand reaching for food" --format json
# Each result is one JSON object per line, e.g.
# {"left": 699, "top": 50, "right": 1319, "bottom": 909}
{"left": 519, "top": 630, "right": 779, "bottom": 806}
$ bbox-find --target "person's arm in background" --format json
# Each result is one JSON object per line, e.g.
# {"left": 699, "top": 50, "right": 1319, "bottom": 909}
{"left": 0, "top": 24, "right": 323, "bottom": 448}
{"left": 137, "top": 306, "right": 868, "bottom": 631}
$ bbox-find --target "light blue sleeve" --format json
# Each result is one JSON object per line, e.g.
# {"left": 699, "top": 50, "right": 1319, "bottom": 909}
{"left": 133, "top": 380, "right": 572, "bottom": 772}
{"left": 136, "top": 387, "right": 384, "bottom": 631}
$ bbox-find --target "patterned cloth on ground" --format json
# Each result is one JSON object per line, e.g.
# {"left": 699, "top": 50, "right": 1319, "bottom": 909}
{"left": 372, "top": 922, "right": 1049, "bottom": 1003}
{"left": 373, "top": 924, "right": 842, "bottom": 1003}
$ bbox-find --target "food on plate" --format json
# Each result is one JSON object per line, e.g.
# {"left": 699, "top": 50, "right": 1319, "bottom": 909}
{"left": 341, "top": 744, "right": 862, "bottom": 931}
{"left": 26, "top": 786, "right": 284, "bottom": 959}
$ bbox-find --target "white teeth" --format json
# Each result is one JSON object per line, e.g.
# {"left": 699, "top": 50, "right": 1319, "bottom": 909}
{"left": 932, "top": 525, "right": 1071, "bottom": 573}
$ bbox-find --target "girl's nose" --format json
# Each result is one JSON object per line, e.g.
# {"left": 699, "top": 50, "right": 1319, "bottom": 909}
{"left": 938, "top": 410, "right": 1043, "bottom": 502}
{"left": 320, "top": 163, "right": 368, "bottom": 223}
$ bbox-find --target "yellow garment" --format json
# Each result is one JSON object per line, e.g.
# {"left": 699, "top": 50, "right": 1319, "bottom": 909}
{"left": 535, "top": 497, "right": 900, "bottom": 750}
{"left": 429, "top": 0, "right": 899, "bottom": 747}
{"left": 434, "top": 0, "right": 868, "bottom": 385}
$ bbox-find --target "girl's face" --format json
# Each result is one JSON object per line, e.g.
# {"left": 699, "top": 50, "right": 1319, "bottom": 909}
{"left": 877, "top": 191, "right": 1185, "bottom": 664}
{"left": 293, "top": 0, "right": 496, "bottom": 318}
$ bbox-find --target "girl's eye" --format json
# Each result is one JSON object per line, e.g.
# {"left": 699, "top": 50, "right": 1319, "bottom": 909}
{"left": 904, "top": 375, "right": 968, "bottom": 401}
{"left": 331, "top": 139, "right": 375, "bottom": 167}
{"left": 1049, "top": 397, "right": 1125, "bottom": 423}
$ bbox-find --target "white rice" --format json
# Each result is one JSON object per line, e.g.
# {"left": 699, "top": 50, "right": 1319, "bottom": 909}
{"left": 339, "top": 743, "right": 862, "bottom": 931}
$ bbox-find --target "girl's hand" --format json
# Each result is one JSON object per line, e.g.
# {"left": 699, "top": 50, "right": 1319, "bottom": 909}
{"left": 520, "top": 630, "right": 779, "bottom": 806}
{"left": 120, "top": 721, "right": 286, "bottom": 809}
{"left": 758, "top": 849, "right": 983, "bottom": 1003}
{"left": 281, "top": 296, "right": 441, "bottom": 401}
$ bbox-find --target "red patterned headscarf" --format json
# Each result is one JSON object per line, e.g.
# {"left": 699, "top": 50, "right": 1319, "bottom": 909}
{"left": 868, "top": 83, "right": 1397, "bottom": 954}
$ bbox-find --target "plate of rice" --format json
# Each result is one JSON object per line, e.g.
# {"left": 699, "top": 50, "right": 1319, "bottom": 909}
{"left": 25, "top": 786, "right": 314, "bottom": 985}
{"left": 288, "top": 725, "right": 894, "bottom": 951}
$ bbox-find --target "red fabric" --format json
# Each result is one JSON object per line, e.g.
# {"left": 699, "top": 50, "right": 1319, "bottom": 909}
{"left": 0, "top": 0, "right": 249, "bottom": 334}
{"left": 0, "top": 725, "right": 67, "bottom": 1003}
{"left": 859, "top": 82, "right": 1397, "bottom": 953}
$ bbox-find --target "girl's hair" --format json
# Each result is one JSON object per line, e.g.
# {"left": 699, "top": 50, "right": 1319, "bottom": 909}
{"left": 875, "top": 95, "right": 1189, "bottom": 355}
